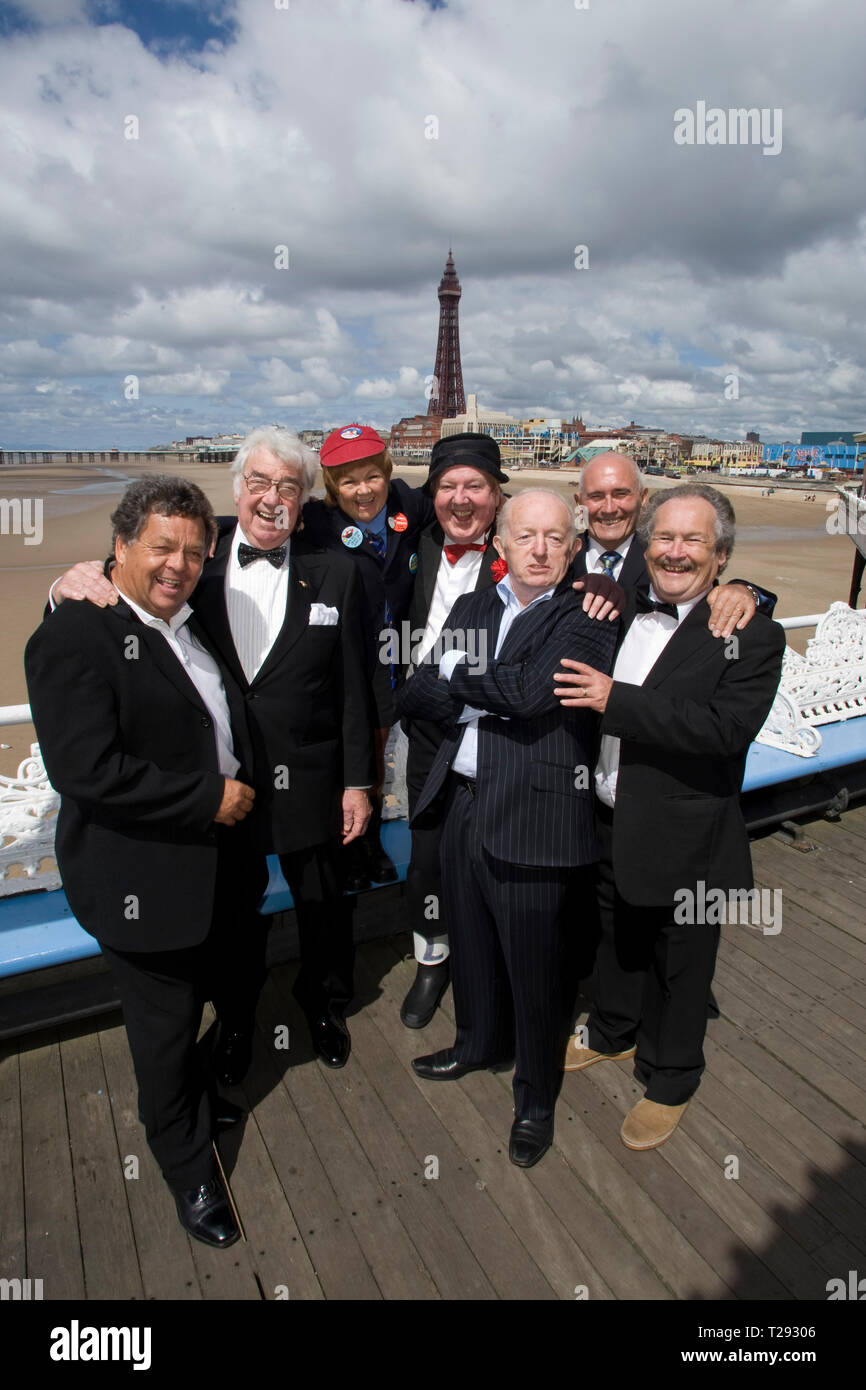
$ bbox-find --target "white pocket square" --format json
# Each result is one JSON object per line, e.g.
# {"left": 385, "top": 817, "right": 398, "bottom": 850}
{"left": 309, "top": 603, "right": 339, "bottom": 626}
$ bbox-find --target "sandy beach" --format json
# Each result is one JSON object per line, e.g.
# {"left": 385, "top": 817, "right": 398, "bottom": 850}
{"left": 0, "top": 459, "right": 857, "bottom": 775}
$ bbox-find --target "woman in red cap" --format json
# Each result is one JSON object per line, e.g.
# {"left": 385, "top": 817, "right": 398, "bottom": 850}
{"left": 303, "top": 424, "right": 434, "bottom": 888}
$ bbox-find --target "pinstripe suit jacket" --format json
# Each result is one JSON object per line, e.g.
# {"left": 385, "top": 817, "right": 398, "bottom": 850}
{"left": 398, "top": 580, "right": 619, "bottom": 868}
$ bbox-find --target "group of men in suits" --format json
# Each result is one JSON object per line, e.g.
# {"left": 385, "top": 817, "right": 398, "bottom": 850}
{"left": 397, "top": 441, "right": 782, "bottom": 1164}
{"left": 28, "top": 427, "right": 784, "bottom": 1232}
{"left": 400, "top": 442, "right": 771, "bottom": 1023}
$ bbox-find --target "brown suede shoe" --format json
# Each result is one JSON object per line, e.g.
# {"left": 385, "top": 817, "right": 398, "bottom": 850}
{"left": 620, "top": 1098, "right": 689, "bottom": 1150}
{"left": 563, "top": 1039, "right": 637, "bottom": 1072}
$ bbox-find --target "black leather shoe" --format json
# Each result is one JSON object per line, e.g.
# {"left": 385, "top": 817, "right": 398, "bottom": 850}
{"left": 173, "top": 1174, "right": 240, "bottom": 1248}
{"left": 412, "top": 1047, "right": 509, "bottom": 1081}
{"left": 213, "top": 1028, "right": 253, "bottom": 1087}
{"left": 400, "top": 960, "right": 450, "bottom": 1029}
{"left": 509, "top": 1118, "right": 554, "bottom": 1169}
{"left": 308, "top": 1014, "right": 351, "bottom": 1068}
{"left": 213, "top": 1097, "right": 245, "bottom": 1132}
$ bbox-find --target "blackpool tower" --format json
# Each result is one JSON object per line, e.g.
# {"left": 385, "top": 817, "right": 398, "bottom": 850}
{"left": 427, "top": 249, "right": 466, "bottom": 418}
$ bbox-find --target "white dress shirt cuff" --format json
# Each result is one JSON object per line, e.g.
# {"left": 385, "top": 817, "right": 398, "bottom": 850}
{"left": 439, "top": 649, "right": 468, "bottom": 680}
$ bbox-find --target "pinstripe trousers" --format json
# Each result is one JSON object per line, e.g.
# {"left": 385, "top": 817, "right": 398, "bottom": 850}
{"left": 442, "top": 779, "right": 580, "bottom": 1122}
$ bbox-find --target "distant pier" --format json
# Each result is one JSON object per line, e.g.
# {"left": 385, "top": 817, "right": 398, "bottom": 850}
{"left": 0, "top": 447, "right": 233, "bottom": 468}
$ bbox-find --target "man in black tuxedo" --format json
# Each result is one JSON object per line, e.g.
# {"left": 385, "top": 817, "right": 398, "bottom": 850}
{"left": 26, "top": 477, "right": 256, "bottom": 1247}
{"left": 400, "top": 490, "right": 619, "bottom": 1168}
{"left": 50, "top": 427, "right": 375, "bottom": 1075}
{"left": 555, "top": 484, "right": 785, "bottom": 1150}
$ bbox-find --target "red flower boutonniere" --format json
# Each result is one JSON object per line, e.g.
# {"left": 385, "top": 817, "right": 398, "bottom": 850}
{"left": 490, "top": 557, "right": 508, "bottom": 582}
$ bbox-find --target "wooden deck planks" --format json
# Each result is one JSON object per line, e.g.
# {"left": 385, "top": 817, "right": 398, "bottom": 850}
{"left": 95, "top": 1014, "right": 204, "bottom": 1301}
{"left": 714, "top": 952, "right": 866, "bottom": 1119}
{"left": 60, "top": 1025, "right": 143, "bottom": 1300}
{"left": 258, "top": 967, "right": 440, "bottom": 1300}
{"left": 240, "top": 982, "right": 383, "bottom": 1301}
{"left": 19, "top": 1034, "right": 85, "bottom": 1300}
{"left": 352, "top": 941, "right": 559, "bottom": 1300}
{"left": 584, "top": 1052, "right": 836, "bottom": 1300}
{"left": 3, "top": 800, "right": 866, "bottom": 1301}
{"left": 0, "top": 1047, "right": 26, "bottom": 1288}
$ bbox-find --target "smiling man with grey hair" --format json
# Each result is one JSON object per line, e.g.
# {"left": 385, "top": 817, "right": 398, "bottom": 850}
{"left": 555, "top": 484, "right": 785, "bottom": 1151}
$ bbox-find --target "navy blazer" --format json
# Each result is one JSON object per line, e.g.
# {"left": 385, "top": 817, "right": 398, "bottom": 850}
{"left": 398, "top": 579, "right": 619, "bottom": 868}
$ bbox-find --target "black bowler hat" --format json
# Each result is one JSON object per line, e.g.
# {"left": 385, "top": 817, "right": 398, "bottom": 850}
{"left": 424, "top": 431, "right": 509, "bottom": 494}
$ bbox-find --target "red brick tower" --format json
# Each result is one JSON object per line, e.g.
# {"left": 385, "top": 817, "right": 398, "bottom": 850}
{"left": 427, "top": 249, "right": 466, "bottom": 418}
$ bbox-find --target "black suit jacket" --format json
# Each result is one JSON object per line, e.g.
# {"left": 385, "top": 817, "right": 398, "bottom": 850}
{"left": 398, "top": 580, "right": 619, "bottom": 867}
{"left": 601, "top": 593, "right": 785, "bottom": 905}
{"left": 191, "top": 524, "right": 374, "bottom": 855}
{"left": 407, "top": 519, "right": 500, "bottom": 633}
{"left": 25, "top": 597, "right": 253, "bottom": 952}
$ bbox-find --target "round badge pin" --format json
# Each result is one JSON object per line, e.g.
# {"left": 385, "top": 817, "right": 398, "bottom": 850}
{"left": 389, "top": 512, "right": 409, "bottom": 532}
{"left": 339, "top": 427, "right": 363, "bottom": 440}
{"left": 409, "top": 552, "right": 418, "bottom": 573}
{"left": 341, "top": 525, "right": 363, "bottom": 549}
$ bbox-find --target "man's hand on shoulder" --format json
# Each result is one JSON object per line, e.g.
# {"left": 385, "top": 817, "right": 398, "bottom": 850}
{"left": 51, "top": 560, "right": 116, "bottom": 608}
{"left": 342, "top": 788, "right": 371, "bottom": 844}
{"left": 214, "top": 778, "right": 255, "bottom": 826}
{"left": 706, "top": 582, "right": 757, "bottom": 639}
{"left": 572, "top": 572, "right": 624, "bottom": 622}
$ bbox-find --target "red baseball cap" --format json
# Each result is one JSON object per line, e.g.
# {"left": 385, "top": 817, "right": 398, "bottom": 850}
{"left": 320, "top": 424, "right": 386, "bottom": 468}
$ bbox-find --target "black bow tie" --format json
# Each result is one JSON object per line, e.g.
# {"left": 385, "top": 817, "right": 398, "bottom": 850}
{"left": 238, "top": 542, "right": 287, "bottom": 569}
{"left": 636, "top": 589, "right": 679, "bottom": 621}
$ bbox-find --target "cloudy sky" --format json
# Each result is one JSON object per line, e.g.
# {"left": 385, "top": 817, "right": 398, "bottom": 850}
{"left": 0, "top": 0, "right": 864, "bottom": 448}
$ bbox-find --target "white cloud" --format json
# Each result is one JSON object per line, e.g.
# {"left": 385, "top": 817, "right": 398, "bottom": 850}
{"left": 0, "top": 0, "right": 864, "bottom": 445}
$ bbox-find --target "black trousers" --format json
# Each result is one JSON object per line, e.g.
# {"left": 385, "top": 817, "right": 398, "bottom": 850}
{"left": 101, "top": 826, "right": 256, "bottom": 1190}
{"left": 587, "top": 812, "right": 720, "bottom": 1106}
{"left": 404, "top": 716, "right": 447, "bottom": 958}
{"left": 211, "top": 838, "right": 355, "bottom": 1030}
{"left": 442, "top": 779, "right": 580, "bottom": 1123}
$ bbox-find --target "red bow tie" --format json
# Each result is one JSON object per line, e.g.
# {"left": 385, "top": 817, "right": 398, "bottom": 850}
{"left": 443, "top": 542, "right": 487, "bottom": 565}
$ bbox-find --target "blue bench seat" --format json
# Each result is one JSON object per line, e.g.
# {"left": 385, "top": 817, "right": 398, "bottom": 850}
{"left": 0, "top": 819, "right": 412, "bottom": 980}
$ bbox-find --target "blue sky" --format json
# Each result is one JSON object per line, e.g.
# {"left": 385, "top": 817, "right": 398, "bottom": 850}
{"left": 0, "top": 0, "right": 864, "bottom": 447}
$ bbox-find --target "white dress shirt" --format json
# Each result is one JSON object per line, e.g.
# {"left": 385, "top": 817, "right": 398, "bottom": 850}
{"left": 441, "top": 575, "right": 556, "bottom": 777}
{"left": 114, "top": 587, "right": 240, "bottom": 778}
{"left": 415, "top": 540, "right": 487, "bottom": 664}
{"left": 225, "top": 526, "right": 291, "bottom": 683}
{"left": 584, "top": 532, "right": 635, "bottom": 578}
{"left": 595, "top": 587, "right": 708, "bottom": 807}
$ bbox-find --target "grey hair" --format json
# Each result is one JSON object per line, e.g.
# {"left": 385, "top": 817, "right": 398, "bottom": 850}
{"left": 637, "top": 483, "right": 735, "bottom": 571}
{"left": 230, "top": 426, "right": 320, "bottom": 504}
{"left": 577, "top": 452, "right": 644, "bottom": 498}
{"left": 495, "top": 489, "right": 577, "bottom": 541}
{"left": 110, "top": 474, "right": 216, "bottom": 549}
